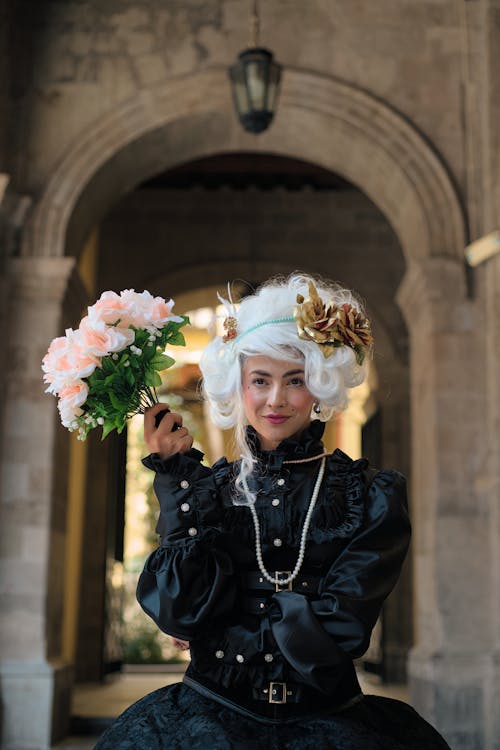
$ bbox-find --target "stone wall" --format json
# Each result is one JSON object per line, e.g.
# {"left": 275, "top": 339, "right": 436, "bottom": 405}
{"left": 9, "top": 0, "right": 465, "bottom": 198}
{"left": 1, "top": 1, "right": 499, "bottom": 748}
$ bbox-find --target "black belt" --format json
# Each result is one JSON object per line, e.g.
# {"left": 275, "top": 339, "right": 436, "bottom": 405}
{"left": 251, "top": 680, "right": 364, "bottom": 710}
{"left": 241, "top": 595, "right": 271, "bottom": 614}
{"left": 184, "top": 669, "right": 364, "bottom": 721}
{"left": 252, "top": 681, "right": 303, "bottom": 704}
{"left": 242, "top": 570, "right": 322, "bottom": 593}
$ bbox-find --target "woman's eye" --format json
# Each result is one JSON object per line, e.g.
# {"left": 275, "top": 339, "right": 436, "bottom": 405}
{"left": 289, "top": 377, "right": 305, "bottom": 386}
{"left": 252, "top": 378, "right": 267, "bottom": 386}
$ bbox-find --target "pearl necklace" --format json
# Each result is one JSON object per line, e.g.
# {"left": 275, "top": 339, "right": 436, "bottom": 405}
{"left": 245, "top": 456, "right": 326, "bottom": 588}
{"left": 283, "top": 452, "right": 329, "bottom": 465}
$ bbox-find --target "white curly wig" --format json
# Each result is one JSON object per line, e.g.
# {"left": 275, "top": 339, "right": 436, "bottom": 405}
{"left": 199, "top": 273, "right": 371, "bottom": 505}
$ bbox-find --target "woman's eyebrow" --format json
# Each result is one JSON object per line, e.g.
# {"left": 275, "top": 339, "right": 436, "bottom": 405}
{"left": 249, "top": 369, "right": 305, "bottom": 377}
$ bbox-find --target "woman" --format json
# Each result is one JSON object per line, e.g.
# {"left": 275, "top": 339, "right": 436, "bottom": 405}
{"left": 94, "top": 274, "right": 450, "bottom": 749}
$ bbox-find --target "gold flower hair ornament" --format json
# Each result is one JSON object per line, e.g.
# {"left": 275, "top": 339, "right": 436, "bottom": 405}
{"left": 294, "top": 281, "right": 373, "bottom": 365}
{"left": 222, "top": 316, "right": 238, "bottom": 343}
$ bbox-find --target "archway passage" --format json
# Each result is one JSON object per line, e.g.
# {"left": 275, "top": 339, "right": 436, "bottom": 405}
{"left": 97, "top": 152, "right": 407, "bottom": 364}
{"left": 69, "top": 150, "right": 413, "bottom": 701}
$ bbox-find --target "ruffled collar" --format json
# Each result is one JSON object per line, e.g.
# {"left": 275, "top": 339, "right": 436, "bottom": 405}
{"left": 246, "top": 420, "right": 326, "bottom": 470}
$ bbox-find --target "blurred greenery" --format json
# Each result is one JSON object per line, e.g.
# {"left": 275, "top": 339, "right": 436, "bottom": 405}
{"left": 122, "top": 390, "right": 201, "bottom": 665}
{"left": 122, "top": 610, "right": 185, "bottom": 664}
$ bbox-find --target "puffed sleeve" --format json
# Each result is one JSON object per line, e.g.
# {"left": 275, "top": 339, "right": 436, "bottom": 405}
{"left": 269, "top": 469, "right": 411, "bottom": 694}
{"left": 136, "top": 450, "right": 237, "bottom": 640}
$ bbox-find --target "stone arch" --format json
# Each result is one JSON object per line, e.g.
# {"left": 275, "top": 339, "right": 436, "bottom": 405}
{"left": 22, "top": 67, "right": 466, "bottom": 267}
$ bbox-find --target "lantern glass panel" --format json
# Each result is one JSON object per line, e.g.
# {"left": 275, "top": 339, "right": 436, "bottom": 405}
{"left": 245, "top": 60, "right": 268, "bottom": 111}
{"left": 229, "top": 64, "right": 251, "bottom": 115}
{"left": 266, "top": 63, "right": 282, "bottom": 113}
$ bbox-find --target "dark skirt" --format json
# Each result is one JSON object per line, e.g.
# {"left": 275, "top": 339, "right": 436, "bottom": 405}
{"left": 93, "top": 681, "right": 451, "bottom": 750}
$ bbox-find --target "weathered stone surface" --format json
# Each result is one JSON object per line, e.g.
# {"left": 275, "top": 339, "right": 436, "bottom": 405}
{"left": 2, "top": 1, "right": 500, "bottom": 748}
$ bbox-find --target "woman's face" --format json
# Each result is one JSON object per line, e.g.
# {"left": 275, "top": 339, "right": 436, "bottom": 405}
{"left": 241, "top": 355, "right": 315, "bottom": 451}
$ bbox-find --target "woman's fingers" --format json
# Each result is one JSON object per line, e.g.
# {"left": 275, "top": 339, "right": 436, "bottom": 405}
{"left": 164, "top": 431, "right": 193, "bottom": 456}
{"left": 144, "top": 403, "right": 171, "bottom": 441}
{"left": 144, "top": 405, "right": 182, "bottom": 438}
{"left": 182, "top": 435, "right": 194, "bottom": 451}
{"left": 143, "top": 405, "right": 191, "bottom": 458}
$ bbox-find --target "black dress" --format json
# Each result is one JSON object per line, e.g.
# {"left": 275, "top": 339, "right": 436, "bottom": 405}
{"left": 94, "top": 421, "right": 451, "bottom": 750}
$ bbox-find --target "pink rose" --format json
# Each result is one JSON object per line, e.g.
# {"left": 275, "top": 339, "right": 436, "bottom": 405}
{"left": 87, "top": 291, "right": 134, "bottom": 328}
{"left": 87, "top": 289, "right": 184, "bottom": 331}
{"left": 42, "top": 336, "right": 70, "bottom": 390}
{"left": 151, "top": 296, "right": 184, "bottom": 328}
{"left": 119, "top": 289, "right": 155, "bottom": 328}
{"left": 79, "top": 316, "right": 135, "bottom": 357}
{"left": 65, "top": 328, "right": 101, "bottom": 376}
{"left": 57, "top": 380, "right": 88, "bottom": 428}
{"left": 42, "top": 331, "right": 97, "bottom": 395}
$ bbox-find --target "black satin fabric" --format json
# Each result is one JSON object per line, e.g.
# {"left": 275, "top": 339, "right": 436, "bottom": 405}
{"left": 136, "top": 422, "right": 412, "bottom": 720}
{"left": 112, "top": 421, "right": 452, "bottom": 747}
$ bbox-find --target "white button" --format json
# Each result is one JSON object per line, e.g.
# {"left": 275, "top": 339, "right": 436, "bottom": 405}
{"left": 273, "top": 538, "right": 282, "bottom": 547}
{"left": 264, "top": 653, "right": 274, "bottom": 662}
{"left": 180, "top": 480, "right": 189, "bottom": 489}
{"left": 215, "top": 650, "right": 224, "bottom": 659}
{"left": 277, "top": 478, "right": 285, "bottom": 486}
{"left": 271, "top": 498, "right": 280, "bottom": 507}
{"left": 236, "top": 654, "right": 245, "bottom": 663}
{"left": 188, "top": 527, "right": 198, "bottom": 537}
{"left": 180, "top": 503, "right": 190, "bottom": 512}
{"left": 258, "top": 577, "right": 264, "bottom": 583}
{"left": 259, "top": 602, "right": 265, "bottom": 609}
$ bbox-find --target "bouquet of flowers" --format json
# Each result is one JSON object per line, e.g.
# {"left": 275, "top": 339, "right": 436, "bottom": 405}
{"left": 42, "top": 289, "right": 189, "bottom": 440}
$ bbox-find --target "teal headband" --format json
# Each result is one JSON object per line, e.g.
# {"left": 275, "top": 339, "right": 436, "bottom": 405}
{"left": 232, "top": 316, "right": 295, "bottom": 345}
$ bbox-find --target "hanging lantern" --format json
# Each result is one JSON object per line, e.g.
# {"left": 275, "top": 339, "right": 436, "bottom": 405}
{"left": 228, "top": 1, "right": 283, "bottom": 134}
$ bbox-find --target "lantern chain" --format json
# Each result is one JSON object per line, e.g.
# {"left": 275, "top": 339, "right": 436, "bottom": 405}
{"left": 251, "top": 0, "right": 260, "bottom": 48}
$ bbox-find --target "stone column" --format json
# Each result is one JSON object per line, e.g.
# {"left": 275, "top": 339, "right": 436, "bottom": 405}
{"left": 379, "top": 376, "right": 412, "bottom": 683}
{"left": 397, "top": 257, "right": 492, "bottom": 749}
{"left": 0, "top": 187, "right": 32, "bottom": 453}
{"left": 477, "top": 252, "right": 500, "bottom": 750}
{"left": 0, "top": 256, "right": 85, "bottom": 749}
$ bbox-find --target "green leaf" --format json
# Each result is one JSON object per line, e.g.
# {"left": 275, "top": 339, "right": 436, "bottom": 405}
{"left": 134, "top": 329, "right": 148, "bottom": 347}
{"left": 101, "top": 421, "right": 116, "bottom": 440}
{"left": 166, "top": 331, "right": 185, "bottom": 347}
{"left": 161, "top": 317, "right": 189, "bottom": 337}
{"left": 109, "top": 390, "right": 123, "bottom": 410}
{"left": 142, "top": 343, "right": 156, "bottom": 360}
{"left": 102, "top": 357, "right": 115, "bottom": 374}
{"left": 86, "top": 371, "right": 99, "bottom": 388}
{"left": 145, "top": 369, "right": 162, "bottom": 387}
{"left": 150, "top": 353, "right": 175, "bottom": 371}
{"left": 125, "top": 366, "right": 135, "bottom": 387}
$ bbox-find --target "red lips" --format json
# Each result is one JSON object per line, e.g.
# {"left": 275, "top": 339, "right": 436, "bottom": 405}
{"left": 264, "top": 415, "right": 289, "bottom": 424}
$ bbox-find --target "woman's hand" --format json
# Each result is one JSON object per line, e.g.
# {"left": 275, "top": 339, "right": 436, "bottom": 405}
{"left": 171, "top": 637, "right": 190, "bottom": 651}
{"left": 144, "top": 403, "right": 194, "bottom": 460}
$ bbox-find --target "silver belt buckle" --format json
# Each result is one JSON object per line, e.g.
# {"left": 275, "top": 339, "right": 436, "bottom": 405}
{"left": 269, "top": 681, "right": 287, "bottom": 704}
{"left": 275, "top": 570, "right": 292, "bottom": 592}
